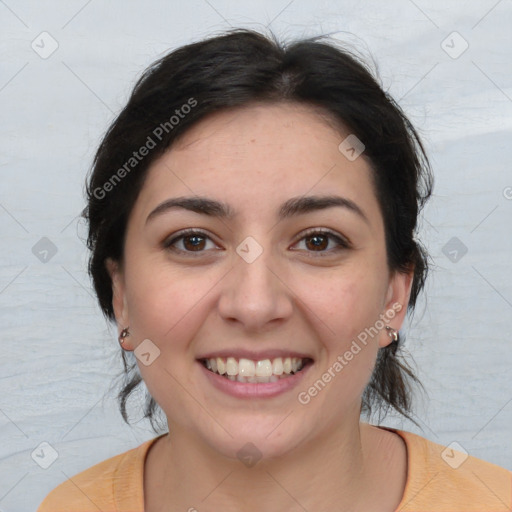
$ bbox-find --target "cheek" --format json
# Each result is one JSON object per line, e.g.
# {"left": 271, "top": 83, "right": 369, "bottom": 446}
{"left": 124, "top": 258, "right": 217, "bottom": 346}
{"left": 124, "top": 263, "right": 219, "bottom": 408}
{"left": 294, "top": 266, "right": 385, "bottom": 343}
{"left": 293, "top": 270, "right": 384, "bottom": 412}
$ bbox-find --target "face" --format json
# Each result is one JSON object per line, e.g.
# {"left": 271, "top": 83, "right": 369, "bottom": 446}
{"left": 107, "top": 102, "right": 413, "bottom": 460}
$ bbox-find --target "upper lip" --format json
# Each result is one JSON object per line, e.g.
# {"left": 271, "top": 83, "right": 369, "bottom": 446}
{"left": 197, "top": 349, "right": 314, "bottom": 361}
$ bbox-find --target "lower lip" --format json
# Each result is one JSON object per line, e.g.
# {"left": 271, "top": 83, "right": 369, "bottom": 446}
{"left": 197, "top": 360, "right": 312, "bottom": 398}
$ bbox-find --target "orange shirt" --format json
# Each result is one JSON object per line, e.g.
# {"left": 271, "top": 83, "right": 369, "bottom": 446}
{"left": 37, "top": 427, "right": 512, "bottom": 511}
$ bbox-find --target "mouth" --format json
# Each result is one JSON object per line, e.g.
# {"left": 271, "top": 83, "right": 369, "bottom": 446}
{"left": 198, "top": 356, "right": 314, "bottom": 384}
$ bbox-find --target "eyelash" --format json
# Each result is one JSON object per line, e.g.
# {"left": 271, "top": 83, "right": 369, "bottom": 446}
{"left": 163, "top": 228, "right": 351, "bottom": 257}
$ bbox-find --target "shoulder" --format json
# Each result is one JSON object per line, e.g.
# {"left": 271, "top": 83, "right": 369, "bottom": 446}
{"left": 36, "top": 435, "right": 163, "bottom": 512}
{"left": 388, "top": 427, "right": 512, "bottom": 511}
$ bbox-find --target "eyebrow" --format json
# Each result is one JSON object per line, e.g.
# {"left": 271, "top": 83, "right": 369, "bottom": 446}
{"left": 145, "top": 194, "right": 370, "bottom": 225}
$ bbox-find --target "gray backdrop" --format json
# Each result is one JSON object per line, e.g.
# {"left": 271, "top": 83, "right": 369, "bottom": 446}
{"left": 1, "top": 1, "right": 511, "bottom": 511}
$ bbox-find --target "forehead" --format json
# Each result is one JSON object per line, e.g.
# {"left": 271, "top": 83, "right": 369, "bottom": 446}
{"left": 133, "top": 102, "right": 381, "bottom": 227}
{"left": 172, "top": 102, "right": 347, "bottom": 170}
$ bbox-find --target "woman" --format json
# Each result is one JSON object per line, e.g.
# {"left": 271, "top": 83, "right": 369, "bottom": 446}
{"left": 38, "top": 28, "right": 512, "bottom": 511}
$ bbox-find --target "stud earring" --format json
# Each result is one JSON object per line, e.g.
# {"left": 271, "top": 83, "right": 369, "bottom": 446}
{"left": 385, "top": 326, "right": 398, "bottom": 342}
{"left": 119, "top": 327, "right": 130, "bottom": 344}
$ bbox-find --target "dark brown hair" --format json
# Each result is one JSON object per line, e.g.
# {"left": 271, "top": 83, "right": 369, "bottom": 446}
{"left": 82, "top": 28, "right": 433, "bottom": 433}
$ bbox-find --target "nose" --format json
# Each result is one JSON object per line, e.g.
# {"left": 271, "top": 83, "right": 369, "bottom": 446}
{"left": 217, "top": 244, "right": 294, "bottom": 332}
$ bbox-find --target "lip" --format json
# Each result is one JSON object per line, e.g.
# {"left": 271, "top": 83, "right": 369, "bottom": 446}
{"left": 196, "top": 349, "right": 314, "bottom": 361}
{"left": 197, "top": 359, "right": 313, "bottom": 398}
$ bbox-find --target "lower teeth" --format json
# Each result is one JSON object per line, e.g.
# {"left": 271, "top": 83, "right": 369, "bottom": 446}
{"left": 214, "top": 369, "right": 302, "bottom": 383}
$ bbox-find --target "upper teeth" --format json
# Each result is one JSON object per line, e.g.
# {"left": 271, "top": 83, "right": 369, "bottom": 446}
{"left": 204, "top": 357, "right": 305, "bottom": 377}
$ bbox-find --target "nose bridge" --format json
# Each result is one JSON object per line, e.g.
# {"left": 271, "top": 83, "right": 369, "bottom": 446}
{"left": 236, "top": 243, "right": 275, "bottom": 295}
{"left": 218, "top": 236, "right": 292, "bottom": 328}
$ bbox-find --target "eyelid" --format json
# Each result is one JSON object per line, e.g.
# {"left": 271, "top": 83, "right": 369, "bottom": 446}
{"left": 294, "top": 227, "right": 349, "bottom": 243}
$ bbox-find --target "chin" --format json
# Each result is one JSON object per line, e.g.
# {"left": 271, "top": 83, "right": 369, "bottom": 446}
{"left": 201, "top": 417, "right": 308, "bottom": 463}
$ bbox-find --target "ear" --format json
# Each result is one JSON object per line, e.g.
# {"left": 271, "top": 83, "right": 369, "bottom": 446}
{"left": 379, "top": 267, "right": 414, "bottom": 348}
{"left": 105, "top": 258, "right": 133, "bottom": 350}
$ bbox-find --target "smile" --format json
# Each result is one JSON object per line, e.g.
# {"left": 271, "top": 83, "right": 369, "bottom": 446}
{"left": 199, "top": 356, "right": 313, "bottom": 383}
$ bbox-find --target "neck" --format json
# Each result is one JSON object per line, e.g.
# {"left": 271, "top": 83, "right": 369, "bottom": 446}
{"left": 146, "top": 419, "right": 394, "bottom": 512}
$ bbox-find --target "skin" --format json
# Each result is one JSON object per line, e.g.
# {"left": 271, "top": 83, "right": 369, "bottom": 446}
{"left": 107, "top": 102, "right": 413, "bottom": 512}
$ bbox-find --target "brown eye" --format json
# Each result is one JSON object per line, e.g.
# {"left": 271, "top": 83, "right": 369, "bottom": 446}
{"left": 304, "top": 233, "right": 329, "bottom": 251}
{"left": 163, "top": 229, "right": 217, "bottom": 255}
{"left": 182, "top": 234, "right": 206, "bottom": 251}
{"left": 293, "top": 229, "right": 350, "bottom": 255}
{"left": 163, "top": 228, "right": 350, "bottom": 257}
